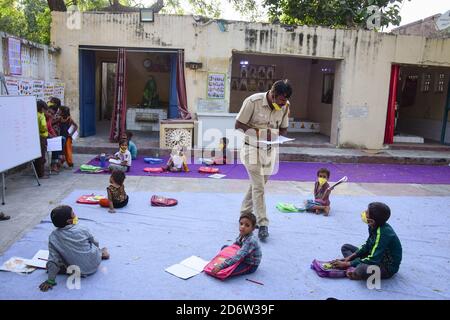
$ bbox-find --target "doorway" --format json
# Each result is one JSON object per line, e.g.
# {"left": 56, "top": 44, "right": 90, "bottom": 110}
{"left": 229, "top": 52, "right": 341, "bottom": 145}
{"left": 384, "top": 64, "right": 450, "bottom": 145}
{"left": 79, "top": 46, "right": 181, "bottom": 138}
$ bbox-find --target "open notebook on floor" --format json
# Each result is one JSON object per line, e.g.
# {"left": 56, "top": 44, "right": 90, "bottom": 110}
{"left": 23, "top": 250, "right": 49, "bottom": 269}
{"left": 165, "top": 256, "right": 209, "bottom": 280}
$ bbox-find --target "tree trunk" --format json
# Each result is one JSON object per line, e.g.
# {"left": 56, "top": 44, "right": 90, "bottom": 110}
{"left": 47, "top": 0, "right": 67, "bottom": 11}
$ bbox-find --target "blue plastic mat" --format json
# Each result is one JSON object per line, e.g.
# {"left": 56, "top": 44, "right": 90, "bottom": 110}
{"left": 0, "top": 190, "right": 449, "bottom": 300}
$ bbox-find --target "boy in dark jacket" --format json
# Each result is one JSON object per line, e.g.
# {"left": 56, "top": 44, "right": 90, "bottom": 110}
{"left": 332, "top": 202, "right": 402, "bottom": 280}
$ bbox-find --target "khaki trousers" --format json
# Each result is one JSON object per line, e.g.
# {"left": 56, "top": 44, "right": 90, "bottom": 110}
{"left": 240, "top": 144, "right": 278, "bottom": 227}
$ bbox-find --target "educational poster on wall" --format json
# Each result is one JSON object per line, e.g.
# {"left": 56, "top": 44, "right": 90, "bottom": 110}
{"left": 3, "top": 77, "right": 64, "bottom": 103}
{"left": 53, "top": 82, "right": 65, "bottom": 105}
{"left": 8, "top": 37, "right": 22, "bottom": 76}
{"left": 32, "top": 80, "right": 45, "bottom": 100}
{"left": 207, "top": 73, "right": 226, "bottom": 99}
{"left": 44, "top": 82, "right": 55, "bottom": 102}
{"left": 5, "top": 76, "right": 19, "bottom": 96}
{"left": 18, "top": 79, "right": 33, "bottom": 95}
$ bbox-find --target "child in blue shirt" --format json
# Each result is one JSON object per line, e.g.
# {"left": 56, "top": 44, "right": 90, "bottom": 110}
{"left": 126, "top": 131, "right": 138, "bottom": 160}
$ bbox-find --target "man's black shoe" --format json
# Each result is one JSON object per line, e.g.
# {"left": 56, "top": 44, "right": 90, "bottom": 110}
{"left": 258, "top": 226, "right": 269, "bottom": 241}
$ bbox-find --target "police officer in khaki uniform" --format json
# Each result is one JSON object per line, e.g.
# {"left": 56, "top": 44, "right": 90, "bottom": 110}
{"left": 235, "top": 80, "right": 292, "bottom": 241}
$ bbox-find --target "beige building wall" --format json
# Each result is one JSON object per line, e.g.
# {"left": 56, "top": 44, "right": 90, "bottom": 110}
{"left": 50, "top": 12, "right": 450, "bottom": 149}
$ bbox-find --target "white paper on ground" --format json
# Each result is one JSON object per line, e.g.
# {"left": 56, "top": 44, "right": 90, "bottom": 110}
{"left": 109, "top": 158, "right": 122, "bottom": 165}
{"left": 259, "top": 136, "right": 295, "bottom": 145}
{"left": 23, "top": 250, "right": 49, "bottom": 269}
{"left": 165, "top": 255, "right": 209, "bottom": 280}
{"left": 208, "top": 174, "right": 226, "bottom": 179}
{"left": 47, "top": 136, "right": 63, "bottom": 152}
{"left": 0, "top": 257, "right": 36, "bottom": 273}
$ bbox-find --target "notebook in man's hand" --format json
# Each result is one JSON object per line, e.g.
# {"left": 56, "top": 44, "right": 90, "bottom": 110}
{"left": 259, "top": 136, "right": 295, "bottom": 145}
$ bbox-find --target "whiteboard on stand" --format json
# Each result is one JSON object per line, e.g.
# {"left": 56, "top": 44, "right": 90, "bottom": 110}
{"left": 0, "top": 95, "right": 41, "bottom": 173}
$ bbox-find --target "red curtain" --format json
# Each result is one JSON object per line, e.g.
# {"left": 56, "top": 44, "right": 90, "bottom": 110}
{"left": 176, "top": 50, "right": 191, "bottom": 120}
{"left": 384, "top": 65, "right": 400, "bottom": 145}
{"left": 110, "top": 48, "right": 127, "bottom": 142}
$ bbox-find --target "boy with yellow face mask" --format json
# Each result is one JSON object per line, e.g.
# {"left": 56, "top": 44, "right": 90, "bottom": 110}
{"left": 39, "top": 205, "right": 110, "bottom": 292}
{"left": 331, "top": 202, "right": 402, "bottom": 280}
{"left": 304, "top": 168, "right": 332, "bottom": 216}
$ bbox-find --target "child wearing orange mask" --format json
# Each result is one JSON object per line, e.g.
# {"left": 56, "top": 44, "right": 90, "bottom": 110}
{"left": 304, "top": 168, "right": 333, "bottom": 216}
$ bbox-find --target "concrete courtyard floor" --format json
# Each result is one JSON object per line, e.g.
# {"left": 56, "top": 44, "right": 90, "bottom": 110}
{"left": 1, "top": 153, "right": 450, "bottom": 256}
{"left": 0, "top": 155, "right": 450, "bottom": 299}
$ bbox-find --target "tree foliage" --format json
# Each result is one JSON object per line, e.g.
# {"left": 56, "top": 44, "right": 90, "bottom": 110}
{"left": 0, "top": 0, "right": 409, "bottom": 46}
{"left": 263, "top": 0, "right": 411, "bottom": 29}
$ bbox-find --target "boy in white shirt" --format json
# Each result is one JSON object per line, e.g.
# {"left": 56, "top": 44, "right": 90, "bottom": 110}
{"left": 108, "top": 139, "right": 132, "bottom": 172}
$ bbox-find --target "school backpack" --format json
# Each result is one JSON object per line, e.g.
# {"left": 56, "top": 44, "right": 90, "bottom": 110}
{"left": 144, "top": 167, "right": 164, "bottom": 173}
{"left": 150, "top": 195, "right": 178, "bottom": 207}
{"left": 310, "top": 259, "right": 349, "bottom": 278}
{"left": 276, "top": 202, "right": 305, "bottom": 213}
{"left": 80, "top": 164, "right": 104, "bottom": 173}
{"left": 198, "top": 166, "right": 219, "bottom": 174}
{"left": 204, "top": 244, "right": 243, "bottom": 280}
{"left": 144, "top": 158, "right": 164, "bottom": 164}
{"left": 77, "top": 194, "right": 107, "bottom": 205}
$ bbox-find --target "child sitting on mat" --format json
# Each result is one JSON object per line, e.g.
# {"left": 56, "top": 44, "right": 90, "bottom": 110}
{"left": 105, "top": 170, "right": 129, "bottom": 213}
{"left": 331, "top": 202, "right": 402, "bottom": 280}
{"left": 125, "top": 131, "right": 138, "bottom": 160}
{"left": 214, "top": 137, "right": 229, "bottom": 165}
{"left": 212, "top": 213, "right": 262, "bottom": 278}
{"left": 39, "top": 205, "right": 110, "bottom": 292}
{"left": 163, "top": 145, "right": 189, "bottom": 172}
{"left": 109, "top": 139, "right": 132, "bottom": 172}
{"left": 304, "top": 168, "right": 333, "bottom": 216}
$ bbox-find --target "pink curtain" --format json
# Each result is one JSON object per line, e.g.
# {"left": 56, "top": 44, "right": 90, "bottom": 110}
{"left": 110, "top": 48, "right": 127, "bottom": 142}
{"left": 176, "top": 50, "right": 191, "bottom": 120}
{"left": 384, "top": 65, "right": 400, "bottom": 145}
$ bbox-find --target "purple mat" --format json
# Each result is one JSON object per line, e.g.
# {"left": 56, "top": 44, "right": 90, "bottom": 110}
{"left": 75, "top": 156, "right": 450, "bottom": 184}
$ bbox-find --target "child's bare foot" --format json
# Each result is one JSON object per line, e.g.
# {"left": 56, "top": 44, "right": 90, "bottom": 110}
{"left": 101, "top": 247, "right": 110, "bottom": 260}
{"left": 315, "top": 209, "right": 320, "bottom": 215}
{"left": 323, "top": 206, "right": 330, "bottom": 216}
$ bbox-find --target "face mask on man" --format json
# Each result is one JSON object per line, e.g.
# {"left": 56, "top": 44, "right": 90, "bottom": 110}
{"left": 120, "top": 146, "right": 128, "bottom": 153}
{"left": 272, "top": 94, "right": 287, "bottom": 111}
{"left": 72, "top": 215, "right": 79, "bottom": 225}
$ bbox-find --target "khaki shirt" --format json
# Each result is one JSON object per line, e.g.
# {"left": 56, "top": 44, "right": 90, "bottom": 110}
{"left": 237, "top": 92, "right": 289, "bottom": 174}
{"left": 236, "top": 92, "right": 290, "bottom": 130}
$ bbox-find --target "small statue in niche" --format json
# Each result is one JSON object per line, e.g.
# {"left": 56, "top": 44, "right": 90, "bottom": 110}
{"left": 142, "top": 75, "right": 160, "bottom": 108}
